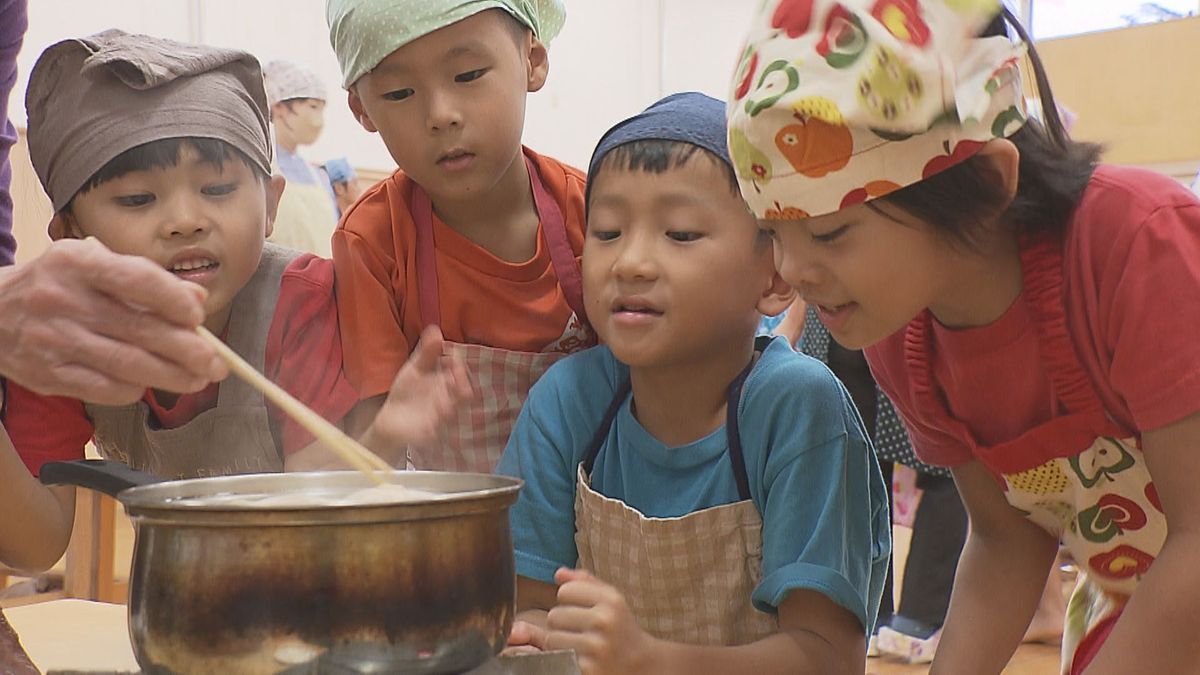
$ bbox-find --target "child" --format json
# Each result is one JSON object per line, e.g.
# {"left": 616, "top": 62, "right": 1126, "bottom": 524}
{"left": 326, "top": 0, "right": 595, "bottom": 472}
{"left": 263, "top": 59, "right": 340, "bottom": 257}
{"left": 727, "top": 2, "right": 1200, "bottom": 673}
{"left": 0, "top": 30, "right": 468, "bottom": 573}
{"left": 498, "top": 92, "right": 890, "bottom": 674}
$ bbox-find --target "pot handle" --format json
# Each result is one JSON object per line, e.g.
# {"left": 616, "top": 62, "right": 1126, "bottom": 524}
{"left": 39, "top": 459, "right": 163, "bottom": 497}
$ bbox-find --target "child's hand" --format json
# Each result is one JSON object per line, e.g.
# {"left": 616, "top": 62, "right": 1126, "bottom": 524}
{"left": 362, "top": 326, "right": 473, "bottom": 461}
{"left": 545, "top": 568, "right": 659, "bottom": 675}
{"left": 503, "top": 619, "right": 549, "bottom": 655}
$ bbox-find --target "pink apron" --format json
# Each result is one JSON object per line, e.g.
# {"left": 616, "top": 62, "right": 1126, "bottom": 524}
{"left": 900, "top": 236, "right": 1163, "bottom": 674}
{"left": 408, "top": 156, "right": 593, "bottom": 472}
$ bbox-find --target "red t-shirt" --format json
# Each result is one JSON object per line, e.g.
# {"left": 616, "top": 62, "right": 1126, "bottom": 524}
{"left": 866, "top": 165, "right": 1200, "bottom": 468}
{"left": 332, "top": 147, "right": 590, "bottom": 399}
{"left": 5, "top": 255, "right": 359, "bottom": 476}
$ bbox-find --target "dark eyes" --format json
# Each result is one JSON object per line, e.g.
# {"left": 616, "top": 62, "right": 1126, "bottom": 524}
{"left": 812, "top": 224, "right": 850, "bottom": 243}
{"left": 590, "top": 229, "right": 619, "bottom": 241}
{"left": 455, "top": 69, "right": 487, "bottom": 83}
{"left": 666, "top": 231, "right": 701, "bottom": 242}
{"left": 203, "top": 183, "right": 237, "bottom": 197}
{"left": 116, "top": 194, "right": 154, "bottom": 207}
{"left": 383, "top": 88, "right": 414, "bottom": 101}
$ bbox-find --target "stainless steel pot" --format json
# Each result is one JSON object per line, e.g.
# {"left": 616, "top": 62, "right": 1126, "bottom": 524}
{"left": 41, "top": 460, "right": 522, "bottom": 675}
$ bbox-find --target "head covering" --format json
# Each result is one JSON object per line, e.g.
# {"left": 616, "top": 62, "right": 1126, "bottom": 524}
{"left": 322, "top": 157, "right": 357, "bottom": 184}
{"left": 25, "top": 29, "right": 272, "bottom": 212}
{"left": 587, "top": 92, "right": 733, "bottom": 199}
{"left": 726, "top": 0, "right": 1027, "bottom": 220}
{"left": 327, "top": 0, "right": 566, "bottom": 87}
{"left": 263, "top": 60, "right": 327, "bottom": 107}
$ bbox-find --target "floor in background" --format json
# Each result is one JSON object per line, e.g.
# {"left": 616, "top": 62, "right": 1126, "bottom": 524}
{"left": 868, "top": 526, "right": 1062, "bottom": 675}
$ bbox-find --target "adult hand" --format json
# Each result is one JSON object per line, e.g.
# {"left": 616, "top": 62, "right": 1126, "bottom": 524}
{"left": 361, "top": 325, "right": 474, "bottom": 462}
{"left": 545, "top": 568, "right": 659, "bottom": 675}
{"left": 0, "top": 238, "right": 226, "bottom": 404}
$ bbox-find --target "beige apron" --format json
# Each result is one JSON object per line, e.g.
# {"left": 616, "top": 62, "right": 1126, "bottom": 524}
{"left": 407, "top": 155, "right": 594, "bottom": 473}
{"left": 269, "top": 161, "right": 338, "bottom": 257}
{"left": 84, "top": 243, "right": 300, "bottom": 479}
{"left": 900, "top": 236, "right": 1164, "bottom": 674}
{"left": 573, "top": 356, "right": 778, "bottom": 646}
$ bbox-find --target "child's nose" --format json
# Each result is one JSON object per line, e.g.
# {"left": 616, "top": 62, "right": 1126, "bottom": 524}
{"left": 426, "top": 90, "right": 462, "bottom": 132}
{"left": 162, "top": 200, "right": 212, "bottom": 238}
{"left": 612, "top": 237, "right": 658, "bottom": 281}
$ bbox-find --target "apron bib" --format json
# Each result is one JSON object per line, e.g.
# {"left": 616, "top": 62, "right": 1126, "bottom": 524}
{"left": 85, "top": 244, "right": 299, "bottom": 479}
{"left": 408, "top": 155, "right": 593, "bottom": 473}
{"left": 269, "top": 161, "right": 338, "bottom": 257}
{"left": 573, "top": 354, "right": 778, "bottom": 645}
{"left": 901, "top": 236, "right": 1163, "bottom": 674}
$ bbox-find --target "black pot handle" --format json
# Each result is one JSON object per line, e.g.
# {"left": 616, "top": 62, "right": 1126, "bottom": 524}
{"left": 39, "top": 459, "right": 163, "bottom": 497}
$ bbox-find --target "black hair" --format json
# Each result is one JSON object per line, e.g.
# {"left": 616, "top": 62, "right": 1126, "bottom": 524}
{"left": 69, "top": 137, "right": 265, "bottom": 209}
{"left": 873, "top": 8, "right": 1103, "bottom": 248}
{"left": 277, "top": 97, "right": 321, "bottom": 111}
{"left": 586, "top": 139, "right": 741, "bottom": 210}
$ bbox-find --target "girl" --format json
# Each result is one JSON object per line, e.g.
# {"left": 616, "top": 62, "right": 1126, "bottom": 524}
{"left": 727, "top": 1, "right": 1200, "bottom": 673}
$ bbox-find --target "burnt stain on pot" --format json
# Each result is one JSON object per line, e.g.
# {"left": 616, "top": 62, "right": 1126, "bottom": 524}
{"left": 128, "top": 514, "right": 514, "bottom": 656}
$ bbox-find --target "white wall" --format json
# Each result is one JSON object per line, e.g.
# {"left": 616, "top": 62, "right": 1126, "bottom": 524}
{"left": 9, "top": 0, "right": 757, "bottom": 173}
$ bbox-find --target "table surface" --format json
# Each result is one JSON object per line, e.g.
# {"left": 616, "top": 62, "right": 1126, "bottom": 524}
{"left": 2, "top": 599, "right": 580, "bottom": 674}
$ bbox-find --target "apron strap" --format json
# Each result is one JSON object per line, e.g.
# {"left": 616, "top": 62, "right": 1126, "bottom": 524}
{"left": 581, "top": 341, "right": 766, "bottom": 502}
{"left": 411, "top": 154, "right": 585, "bottom": 328}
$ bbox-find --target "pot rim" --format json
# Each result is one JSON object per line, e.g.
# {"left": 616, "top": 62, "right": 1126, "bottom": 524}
{"left": 117, "top": 470, "right": 523, "bottom": 525}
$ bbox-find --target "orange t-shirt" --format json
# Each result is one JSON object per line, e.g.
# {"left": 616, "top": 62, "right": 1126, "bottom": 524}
{"left": 332, "top": 147, "right": 590, "bottom": 398}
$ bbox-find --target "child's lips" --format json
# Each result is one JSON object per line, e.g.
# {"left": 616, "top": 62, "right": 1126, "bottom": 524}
{"left": 437, "top": 150, "right": 476, "bottom": 172}
{"left": 611, "top": 298, "right": 663, "bottom": 326}
{"left": 168, "top": 257, "right": 220, "bottom": 285}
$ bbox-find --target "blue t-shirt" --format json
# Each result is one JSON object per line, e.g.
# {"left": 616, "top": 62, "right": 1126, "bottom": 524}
{"left": 497, "top": 337, "right": 891, "bottom": 634}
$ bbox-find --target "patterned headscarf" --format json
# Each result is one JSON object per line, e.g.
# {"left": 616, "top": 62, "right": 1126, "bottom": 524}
{"left": 726, "top": 0, "right": 1027, "bottom": 219}
{"left": 263, "top": 60, "right": 327, "bottom": 107}
{"left": 25, "top": 29, "right": 271, "bottom": 212}
{"left": 327, "top": 0, "right": 566, "bottom": 87}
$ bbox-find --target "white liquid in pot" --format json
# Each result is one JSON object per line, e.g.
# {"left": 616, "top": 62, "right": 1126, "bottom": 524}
{"left": 166, "top": 483, "right": 440, "bottom": 508}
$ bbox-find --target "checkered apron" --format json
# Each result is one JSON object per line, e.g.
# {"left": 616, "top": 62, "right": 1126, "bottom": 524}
{"left": 900, "top": 237, "right": 1165, "bottom": 675}
{"left": 408, "top": 157, "right": 592, "bottom": 473}
{"left": 83, "top": 244, "right": 298, "bottom": 478}
{"left": 573, "top": 361, "right": 778, "bottom": 645}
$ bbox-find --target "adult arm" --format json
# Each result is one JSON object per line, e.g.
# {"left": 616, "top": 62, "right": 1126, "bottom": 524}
{"left": 0, "top": 239, "right": 226, "bottom": 404}
{"left": 1081, "top": 410, "right": 1200, "bottom": 673}
{"left": 930, "top": 460, "right": 1059, "bottom": 674}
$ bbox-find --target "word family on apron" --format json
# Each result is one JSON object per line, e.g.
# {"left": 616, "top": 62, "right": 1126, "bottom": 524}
{"left": 574, "top": 345, "right": 778, "bottom": 646}
{"left": 408, "top": 156, "right": 594, "bottom": 473}
{"left": 86, "top": 244, "right": 299, "bottom": 479}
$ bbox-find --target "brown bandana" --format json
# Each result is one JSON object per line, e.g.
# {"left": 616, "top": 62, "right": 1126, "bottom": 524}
{"left": 25, "top": 29, "right": 272, "bottom": 211}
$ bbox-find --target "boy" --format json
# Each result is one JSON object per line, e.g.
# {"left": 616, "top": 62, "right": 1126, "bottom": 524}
{"left": 0, "top": 30, "right": 468, "bottom": 573}
{"left": 498, "top": 93, "right": 891, "bottom": 674}
{"left": 263, "top": 59, "right": 340, "bottom": 256}
{"left": 326, "top": 0, "right": 594, "bottom": 472}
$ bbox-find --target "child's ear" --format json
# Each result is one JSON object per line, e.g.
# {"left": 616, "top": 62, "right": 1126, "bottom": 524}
{"left": 973, "top": 138, "right": 1020, "bottom": 205}
{"left": 48, "top": 211, "right": 84, "bottom": 241}
{"left": 757, "top": 270, "right": 798, "bottom": 320}
{"left": 526, "top": 35, "right": 549, "bottom": 93}
{"left": 346, "top": 88, "right": 378, "bottom": 133}
{"left": 263, "top": 174, "right": 286, "bottom": 239}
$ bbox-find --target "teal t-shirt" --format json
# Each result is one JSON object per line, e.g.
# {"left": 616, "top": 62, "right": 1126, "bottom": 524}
{"left": 496, "top": 336, "right": 891, "bottom": 634}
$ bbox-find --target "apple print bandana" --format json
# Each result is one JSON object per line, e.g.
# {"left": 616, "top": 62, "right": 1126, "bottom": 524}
{"left": 726, "top": 0, "right": 1027, "bottom": 219}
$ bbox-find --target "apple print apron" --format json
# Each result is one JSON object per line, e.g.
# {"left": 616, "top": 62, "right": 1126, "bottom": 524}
{"left": 573, "top": 348, "right": 778, "bottom": 645}
{"left": 901, "top": 236, "right": 1163, "bottom": 674}
{"left": 408, "top": 156, "right": 593, "bottom": 473}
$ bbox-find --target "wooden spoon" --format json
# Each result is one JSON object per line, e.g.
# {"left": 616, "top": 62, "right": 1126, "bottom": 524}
{"left": 196, "top": 326, "right": 391, "bottom": 481}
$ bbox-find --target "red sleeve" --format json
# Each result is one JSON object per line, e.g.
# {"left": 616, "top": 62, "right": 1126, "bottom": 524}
{"left": 2, "top": 381, "right": 92, "bottom": 476}
{"left": 264, "top": 256, "right": 360, "bottom": 455}
{"left": 1097, "top": 198, "right": 1200, "bottom": 432}
{"left": 865, "top": 336, "right": 974, "bottom": 468}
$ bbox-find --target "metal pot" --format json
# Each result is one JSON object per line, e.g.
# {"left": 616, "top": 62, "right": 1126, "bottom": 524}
{"left": 41, "top": 460, "right": 522, "bottom": 675}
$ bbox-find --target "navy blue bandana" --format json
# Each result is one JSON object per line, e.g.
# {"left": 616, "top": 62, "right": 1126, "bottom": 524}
{"left": 586, "top": 91, "right": 732, "bottom": 200}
